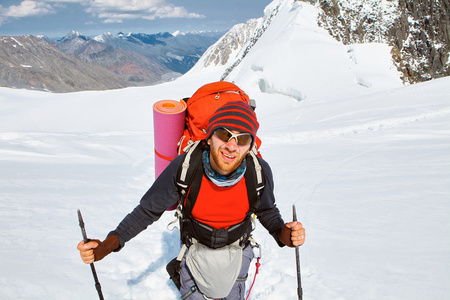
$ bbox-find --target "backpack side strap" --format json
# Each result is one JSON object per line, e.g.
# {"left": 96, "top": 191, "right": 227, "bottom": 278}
{"left": 176, "top": 141, "right": 203, "bottom": 245}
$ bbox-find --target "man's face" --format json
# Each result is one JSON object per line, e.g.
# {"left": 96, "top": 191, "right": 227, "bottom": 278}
{"left": 207, "top": 128, "right": 252, "bottom": 176}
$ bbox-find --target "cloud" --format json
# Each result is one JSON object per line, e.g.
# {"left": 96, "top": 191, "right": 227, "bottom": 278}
{"left": 84, "top": 0, "right": 205, "bottom": 23}
{"left": 41, "top": 0, "right": 86, "bottom": 2}
{"left": 0, "top": 0, "right": 204, "bottom": 26}
{"left": 0, "top": 1, "right": 55, "bottom": 20}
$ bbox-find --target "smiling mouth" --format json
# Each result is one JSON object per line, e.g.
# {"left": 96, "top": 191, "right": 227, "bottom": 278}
{"left": 221, "top": 151, "right": 236, "bottom": 162}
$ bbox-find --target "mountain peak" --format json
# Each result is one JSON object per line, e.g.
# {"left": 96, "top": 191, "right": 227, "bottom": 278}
{"left": 172, "top": 30, "right": 183, "bottom": 37}
{"left": 60, "top": 30, "right": 90, "bottom": 42}
{"left": 192, "top": 0, "right": 448, "bottom": 85}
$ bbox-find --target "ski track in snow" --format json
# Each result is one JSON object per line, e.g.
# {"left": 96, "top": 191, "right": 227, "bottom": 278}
{"left": 264, "top": 105, "right": 450, "bottom": 145}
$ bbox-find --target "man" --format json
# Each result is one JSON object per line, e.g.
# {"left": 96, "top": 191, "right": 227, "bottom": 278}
{"left": 78, "top": 100, "right": 306, "bottom": 299}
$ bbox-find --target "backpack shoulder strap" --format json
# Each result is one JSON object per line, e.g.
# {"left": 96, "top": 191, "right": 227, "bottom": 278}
{"left": 177, "top": 141, "right": 201, "bottom": 187}
{"left": 176, "top": 140, "right": 203, "bottom": 219}
{"left": 245, "top": 150, "right": 265, "bottom": 213}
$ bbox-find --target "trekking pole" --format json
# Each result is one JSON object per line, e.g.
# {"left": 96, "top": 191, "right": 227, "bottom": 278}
{"left": 292, "top": 205, "right": 303, "bottom": 300}
{"left": 77, "top": 209, "right": 105, "bottom": 300}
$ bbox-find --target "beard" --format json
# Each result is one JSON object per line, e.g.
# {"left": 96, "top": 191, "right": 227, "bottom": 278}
{"left": 209, "top": 147, "right": 242, "bottom": 176}
{"left": 207, "top": 133, "right": 251, "bottom": 176}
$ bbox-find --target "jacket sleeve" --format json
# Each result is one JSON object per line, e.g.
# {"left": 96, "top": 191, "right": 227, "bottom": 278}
{"left": 255, "top": 158, "right": 286, "bottom": 247}
{"left": 108, "top": 154, "right": 185, "bottom": 250}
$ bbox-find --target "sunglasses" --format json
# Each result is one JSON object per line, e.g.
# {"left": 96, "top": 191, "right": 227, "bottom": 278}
{"left": 213, "top": 128, "right": 253, "bottom": 146}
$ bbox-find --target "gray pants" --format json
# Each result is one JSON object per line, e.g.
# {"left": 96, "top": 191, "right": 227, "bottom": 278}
{"left": 179, "top": 244, "right": 254, "bottom": 300}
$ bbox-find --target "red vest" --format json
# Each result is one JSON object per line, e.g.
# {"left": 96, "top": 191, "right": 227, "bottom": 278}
{"left": 191, "top": 175, "right": 249, "bottom": 230}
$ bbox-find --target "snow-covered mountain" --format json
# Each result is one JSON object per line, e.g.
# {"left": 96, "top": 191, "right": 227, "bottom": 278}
{"left": 56, "top": 31, "right": 175, "bottom": 86}
{"left": 0, "top": 0, "right": 449, "bottom": 299}
{"left": 193, "top": 0, "right": 449, "bottom": 84}
{"left": 90, "top": 30, "right": 224, "bottom": 74}
{"left": 56, "top": 30, "right": 223, "bottom": 85}
{"left": 189, "top": 0, "right": 403, "bottom": 103}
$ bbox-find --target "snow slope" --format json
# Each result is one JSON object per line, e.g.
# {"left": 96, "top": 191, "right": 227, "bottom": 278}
{"left": 1, "top": 1, "right": 449, "bottom": 299}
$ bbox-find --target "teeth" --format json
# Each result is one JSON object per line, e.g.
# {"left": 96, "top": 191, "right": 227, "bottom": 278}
{"left": 223, "top": 153, "right": 235, "bottom": 159}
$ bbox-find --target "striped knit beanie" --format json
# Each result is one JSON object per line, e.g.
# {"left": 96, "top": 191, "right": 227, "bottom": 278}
{"left": 206, "top": 101, "right": 259, "bottom": 144}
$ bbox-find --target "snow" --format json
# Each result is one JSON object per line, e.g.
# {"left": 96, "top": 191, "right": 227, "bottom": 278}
{"left": 172, "top": 30, "right": 182, "bottom": 37}
{"left": 1, "top": 1, "right": 449, "bottom": 299}
{"left": 10, "top": 37, "right": 24, "bottom": 48}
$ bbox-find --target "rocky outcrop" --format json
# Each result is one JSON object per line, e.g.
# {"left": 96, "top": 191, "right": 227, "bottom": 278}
{"left": 389, "top": 0, "right": 449, "bottom": 83}
{"left": 316, "top": 0, "right": 449, "bottom": 83}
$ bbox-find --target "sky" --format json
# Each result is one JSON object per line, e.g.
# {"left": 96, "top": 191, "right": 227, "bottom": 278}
{"left": 0, "top": 0, "right": 272, "bottom": 39}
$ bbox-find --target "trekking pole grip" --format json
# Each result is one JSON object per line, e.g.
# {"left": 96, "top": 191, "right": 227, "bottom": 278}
{"left": 292, "top": 205, "right": 303, "bottom": 300}
{"left": 77, "top": 209, "right": 105, "bottom": 300}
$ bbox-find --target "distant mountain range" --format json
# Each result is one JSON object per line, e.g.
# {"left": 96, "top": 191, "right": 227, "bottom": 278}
{"left": 0, "top": 30, "right": 223, "bottom": 92}
{"left": 0, "top": 35, "right": 130, "bottom": 92}
{"left": 1, "top": 0, "right": 448, "bottom": 93}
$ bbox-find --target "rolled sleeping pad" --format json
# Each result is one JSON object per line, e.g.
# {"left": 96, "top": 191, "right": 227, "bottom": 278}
{"left": 153, "top": 99, "right": 187, "bottom": 209}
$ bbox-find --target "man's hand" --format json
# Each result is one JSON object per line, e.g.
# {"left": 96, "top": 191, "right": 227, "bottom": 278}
{"left": 77, "top": 239, "right": 100, "bottom": 264}
{"left": 77, "top": 235, "right": 120, "bottom": 264}
{"left": 278, "top": 221, "right": 305, "bottom": 247}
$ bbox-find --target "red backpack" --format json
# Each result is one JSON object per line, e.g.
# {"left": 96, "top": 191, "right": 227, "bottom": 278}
{"left": 177, "top": 81, "right": 262, "bottom": 155}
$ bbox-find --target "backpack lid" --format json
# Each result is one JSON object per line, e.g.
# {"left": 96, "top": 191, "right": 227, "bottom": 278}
{"left": 185, "top": 81, "right": 250, "bottom": 141}
{"left": 188, "top": 81, "right": 249, "bottom": 104}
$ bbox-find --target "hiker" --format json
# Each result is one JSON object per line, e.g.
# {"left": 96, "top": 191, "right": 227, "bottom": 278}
{"left": 77, "top": 96, "right": 306, "bottom": 299}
